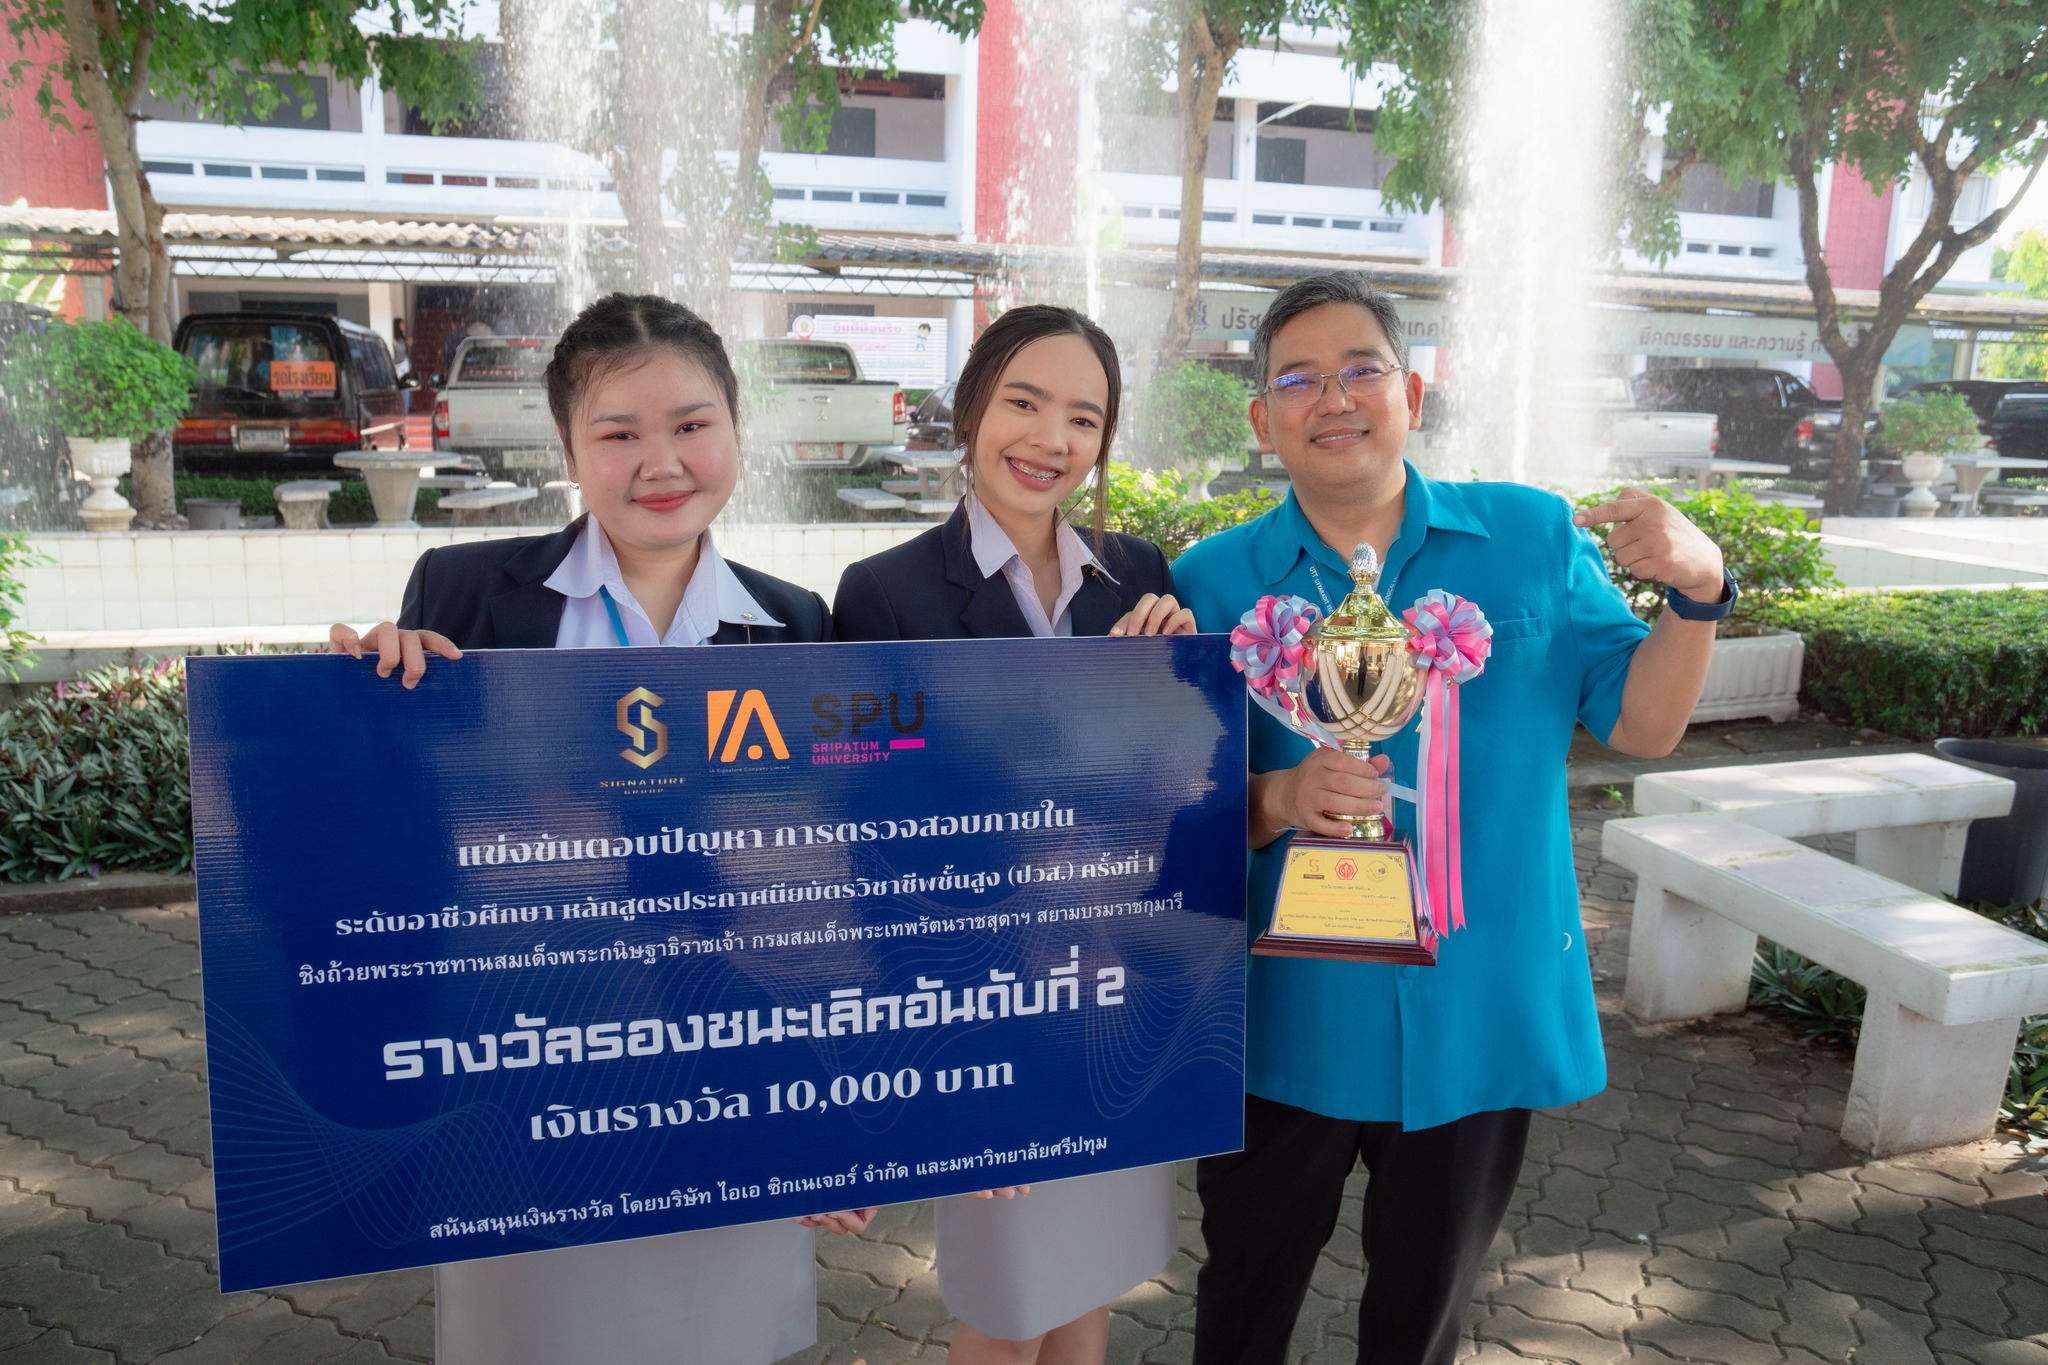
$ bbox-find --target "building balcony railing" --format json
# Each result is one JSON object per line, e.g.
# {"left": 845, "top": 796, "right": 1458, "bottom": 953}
{"left": 763, "top": 152, "right": 960, "bottom": 234}
{"left": 1092, "top": 171, "right": 1433, "bottom": 259}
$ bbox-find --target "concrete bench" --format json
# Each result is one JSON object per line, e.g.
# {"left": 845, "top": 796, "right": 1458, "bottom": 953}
{"left": 273, "top": 479, "right": 343, "bottom": 531}
{"left": 837, "top": 487, "right": 907, "bottom": 519}
{"left": 1750, "top": 489, "right": 1824, "bottom": 514}
{"left": 1983, "top": 488, "right": 2048, "bottom": 514}
{"left": 1604, "top": 813, "right": 2048, "bottom": 1154}
{"left": 421, "top": 474, "right": 492, "bottom": 492}
{"left": 440, "top": 483, "right": 538, "bottom": 527}
{"left": 906, "top": 498, "right": 955, "bottom": 519}
{"left": 880, "top": 479, "right": 925, "bottom": 496}
{"left": 1633, "top": 753, "right": 2014, "bottom": 897}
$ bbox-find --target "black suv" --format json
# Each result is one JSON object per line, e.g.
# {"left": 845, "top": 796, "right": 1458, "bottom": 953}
{"left": 171, "top": 313, "right": 414, "bottom": 475}
{"left": 1986, "top": 390, "right": 2048, "bottom": 460}
{"left": 1631, "top": 367, "right": 1873, "bottom": 476}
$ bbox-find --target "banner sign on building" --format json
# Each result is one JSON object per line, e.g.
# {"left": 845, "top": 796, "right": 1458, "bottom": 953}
{"left": 790, "top": 315, "right": 949, "bottom": 388}
{"left": 1151, "top": 288, "right": 1933, "bottom": 366}
{"left": 189, "top": 640, "right": 1247, "bottom": 1292}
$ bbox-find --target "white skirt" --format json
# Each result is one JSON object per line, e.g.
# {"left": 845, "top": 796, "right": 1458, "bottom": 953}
{"left": 435, "top": 1220, "right": 815, "bottom": 1365}
{"left": 935, "top": 1163, "right": 1179, "bottom": 1341}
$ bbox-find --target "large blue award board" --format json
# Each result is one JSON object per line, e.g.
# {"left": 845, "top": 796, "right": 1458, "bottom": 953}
{"left": 189, "top": 638, "right": 1246, "bottom": 1291}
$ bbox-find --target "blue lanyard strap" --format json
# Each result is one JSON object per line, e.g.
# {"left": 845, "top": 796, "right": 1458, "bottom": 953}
{"left": 597, "top": 585, "right": 632, "bottom": 648}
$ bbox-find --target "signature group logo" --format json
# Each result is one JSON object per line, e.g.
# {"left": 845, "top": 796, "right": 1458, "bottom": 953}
{"left": 615, "top": 687, "right": 669, "bottom": 769}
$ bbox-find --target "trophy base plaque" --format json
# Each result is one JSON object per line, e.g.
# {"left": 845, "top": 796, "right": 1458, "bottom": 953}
{"left": 1251, "top": 833, "right": 1439, "bottom": 966}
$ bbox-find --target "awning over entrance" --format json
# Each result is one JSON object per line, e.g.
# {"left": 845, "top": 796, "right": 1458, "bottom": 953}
{"left": 6, "top": 205, "right": 2047, "bottom": 336}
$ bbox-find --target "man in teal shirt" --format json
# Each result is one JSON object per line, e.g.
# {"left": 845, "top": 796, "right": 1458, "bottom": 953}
{"left": 1173, "top": 273, "right": 1732, "bottom": 1365}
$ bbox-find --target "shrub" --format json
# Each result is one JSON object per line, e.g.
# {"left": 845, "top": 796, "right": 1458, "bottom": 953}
{"left": 115, "top": 476, "right": 428, "bottom": 524}
{"left": 0, "top": 534, "right": 40, "bottom": 681}
{"left": 1874, "top": 390, "right": 1980, "bottom": 458}
{"left": 0, "top": 660, "right": 192, "bottom": 881}
{"left": 5, "top": 318, "right": 195, "bottom": 440}
{"left": 1076, "top": 464, "right": 1278, "bottom": 562}
{"left": 1574, "top": 485, "right": 1835, "bottom": 623}
{"left": 1752, "top": 589, "right": 2048, "bottom": 739}
{"left": 1133, "top": 361, "right": 1255, "bottom": 468}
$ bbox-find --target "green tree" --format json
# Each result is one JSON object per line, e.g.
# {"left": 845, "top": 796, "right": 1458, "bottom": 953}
{"left": 3, "top": 0, "right": 481, "bottom": 523}
{"left": 1656, "top": 3, "right": 2048, "bottom": 515}
{"left": 500, "top": 0, "right": 983, "bottom": 305}
{"left": 1336, "top": 0, "right": 1690, "bottom": 262}
{"left": 1981, "top": 227, "right": 2048, "bottom": 380}
{"left": 1155, "top": 0, "right": 1330, "bottom": 362}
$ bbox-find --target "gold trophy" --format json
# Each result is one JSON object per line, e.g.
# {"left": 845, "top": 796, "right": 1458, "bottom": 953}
{"left": 1253, "top": 543, "right": 1438, "bottom": 966}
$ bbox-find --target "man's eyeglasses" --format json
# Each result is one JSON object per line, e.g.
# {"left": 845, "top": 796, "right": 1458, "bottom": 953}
{"left": 1264, "top": 362, "right": 1405, "bottom": 409}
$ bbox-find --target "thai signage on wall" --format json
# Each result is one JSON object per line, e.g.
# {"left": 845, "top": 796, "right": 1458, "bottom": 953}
{"left": 790, "top": 315, "right": 949, "bottom": 388}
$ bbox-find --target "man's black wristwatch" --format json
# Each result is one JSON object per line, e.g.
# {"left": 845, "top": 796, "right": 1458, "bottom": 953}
{"left": 1663, "top": 568, "right": 1740, "bottom": 623}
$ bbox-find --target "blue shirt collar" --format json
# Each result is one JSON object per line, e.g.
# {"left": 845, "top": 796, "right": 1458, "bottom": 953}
{"left": 1248, "top": 459, "right": 1491, "bottom": 588}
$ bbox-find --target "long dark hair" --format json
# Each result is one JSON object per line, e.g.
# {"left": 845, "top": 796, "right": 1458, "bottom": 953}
{"left": 544, "top": 293, "right": 739, "bottom": 435}
{"left": 953, "top": 304, "right": 1121, "bottom": 543}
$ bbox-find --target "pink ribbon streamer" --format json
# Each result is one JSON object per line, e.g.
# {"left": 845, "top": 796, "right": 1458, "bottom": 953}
{"left": 1403, "top": 592, "right": 1491, "bottom": 936}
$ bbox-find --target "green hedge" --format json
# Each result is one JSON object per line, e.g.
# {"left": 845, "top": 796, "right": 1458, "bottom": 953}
{"left": 1754, "top": 589, "right": 2048, "bottom": 739}
{"left": 0, "top": 661, "right": 192, "bottom": 881}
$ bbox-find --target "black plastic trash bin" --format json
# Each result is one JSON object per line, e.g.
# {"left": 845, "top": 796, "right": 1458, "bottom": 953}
{"left": 1935, "top": 737, "right": 2048, "bottom": 906}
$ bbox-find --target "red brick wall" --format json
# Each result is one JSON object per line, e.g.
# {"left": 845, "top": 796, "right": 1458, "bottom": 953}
{"left": 1809, "top": 163, "right": 1895, "bottom": 399}
{"left": 0, "top": 24, "right": 107, "bottom": 211}
{"left": 973, "top": 0, "right": 1078, "bottom": 246}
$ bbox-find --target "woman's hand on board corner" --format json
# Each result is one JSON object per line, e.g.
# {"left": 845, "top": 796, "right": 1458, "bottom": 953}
{"left": 965, "top": 1186, "right": 1031, "bottom": 1200}
{"left": 329, "top": 621, "right": 462, "bottom": 689}
{"left": 794, "top": 1207, "right": 880, "bottom": 1235}
{"left": 1108, "top": 593, "right": 1196, "bottom": 638}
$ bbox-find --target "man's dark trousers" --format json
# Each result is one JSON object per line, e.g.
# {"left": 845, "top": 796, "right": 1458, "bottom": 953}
{"left": 1193, "top": 1094, "right": 1531, "bottom": 1365}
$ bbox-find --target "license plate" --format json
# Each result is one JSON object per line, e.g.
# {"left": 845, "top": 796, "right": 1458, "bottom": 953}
{"left": 795, "top": 442, "right": 845, "bottom": 462}
{"left": 501, "top": 447, "right": 559, "bottom": 470}
{"left": 233, "top": 426, "right": 289, "bottom": 453}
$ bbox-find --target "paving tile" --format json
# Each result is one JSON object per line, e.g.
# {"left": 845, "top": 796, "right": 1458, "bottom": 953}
{"left": 1627, "top": 1307, "right": 1783, "bottom": 1365}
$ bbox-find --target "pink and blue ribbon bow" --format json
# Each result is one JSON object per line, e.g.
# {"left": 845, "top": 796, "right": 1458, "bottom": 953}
{"left": 1403, "top": 590, "right": 1492, "bottom": 935}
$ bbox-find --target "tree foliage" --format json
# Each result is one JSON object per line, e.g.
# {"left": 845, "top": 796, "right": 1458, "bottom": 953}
{"left": 1981, "top": 227, "right": 2048, "bottom": 380}
{"left": 1655, "top": 1, "right": 2048, "bottom": 513}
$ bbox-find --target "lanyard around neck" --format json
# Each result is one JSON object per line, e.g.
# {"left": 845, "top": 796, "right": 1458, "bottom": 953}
{"left": 597, "top": 585, "right": 633, "bottom": 648}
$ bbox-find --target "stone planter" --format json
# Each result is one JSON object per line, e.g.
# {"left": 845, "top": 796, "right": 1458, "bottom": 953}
{"left": 68, "top": 436, "right": 134, "bottom": 533}
{"left": 1689, "top": 626, "right": 1804, "bottom": 724}
{"left": 1899, "top": 451, "right": 1945, "bottom": 518}
{"left": 1933, "top": 738, "right": 2048, "bottom": 906}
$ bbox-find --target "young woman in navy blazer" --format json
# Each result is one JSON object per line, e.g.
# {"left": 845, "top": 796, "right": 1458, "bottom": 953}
{"left": 330, "top": 293, "right": 855, "bottom": 1365}
{"left": 834, "top": 304, "right": 1194, "bottom": 1365}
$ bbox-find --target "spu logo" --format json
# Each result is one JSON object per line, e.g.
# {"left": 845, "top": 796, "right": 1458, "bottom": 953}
{"left": 707, "top": 689, "right": 791, "bottom": 762}
{"left": 616, "top": 687, "right": 668, "bottom": 769}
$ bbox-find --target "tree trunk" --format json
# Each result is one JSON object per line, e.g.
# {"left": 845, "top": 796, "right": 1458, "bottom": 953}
{"left": 59, "top": 0, "right": 179, "bottom": 526}
{"left": 1827, "top": 354, "right": 1876, "bottom": 515}
{"left": 1159, "top": 12, "right": 1231, "bottom": 364}
{"left": 610, "top": 0, "right": 673, "bottom": 294}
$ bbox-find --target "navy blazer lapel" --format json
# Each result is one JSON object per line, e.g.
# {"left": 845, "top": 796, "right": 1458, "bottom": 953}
{"left": 940, "top": 503, "right": 1032, "bottom": 639}
{"left": 1069, "top": 568, "right": 1125, "bottom": 638}
{"left": 484, "top": 519, "right": 582, "bottom": 648}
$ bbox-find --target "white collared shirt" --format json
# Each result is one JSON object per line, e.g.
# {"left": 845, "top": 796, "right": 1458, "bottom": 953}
{"left": 963, "top": 492, "right": 1114, "bottom": 639}
{"left": 543, "top": 520, "right": 781, "bottom": 649}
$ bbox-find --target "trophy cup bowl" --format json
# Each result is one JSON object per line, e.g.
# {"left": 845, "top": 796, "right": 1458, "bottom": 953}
{"left": 1302, "top": 548, "right": 1426, "bottom": 841}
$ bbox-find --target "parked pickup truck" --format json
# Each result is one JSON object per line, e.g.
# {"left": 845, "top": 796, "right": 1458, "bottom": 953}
{"left": 1631, "top": 367, "right": 1874, "bottom": 477}
{"left": 432, "top": 336, "right": 562, "bottom": 485}
{"left": 746, "top": 340, "right": 908, "bottom": 472}
{"left": 1566, "top": 378, "right": 1720, "bottom": 468}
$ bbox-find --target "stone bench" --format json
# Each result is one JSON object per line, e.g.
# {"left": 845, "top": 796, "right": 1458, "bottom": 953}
{"left": 1603, "top": 813, "right": 2048, "bottom": 1155}
{"left": 1983, "top": 488, "right": 2048, "bottom": 514}
{"left": 837, "top": 487, "right": 907, "bottom": 519}
{"left": 880, "top": 479, "right": 924, "bottom": 496}
{"left": 1633, "top": 753, "right": 2014, "bottom": 897}
{"left": 421, "top": 474, "right": 492, "bottom": 492}
{"left": 440, "top": 483, "right": 538, "bottom": 527}
{"left": 1750, "top": 489, "right": 1824, "bottom": 513}
{"left": 273, "top": 480, "right": 343, "bottom": 531}
{"left": 905, "top": 498, "right": 955, "bottom": 519}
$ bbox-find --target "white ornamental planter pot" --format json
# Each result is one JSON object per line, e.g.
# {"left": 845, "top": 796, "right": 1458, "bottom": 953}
{"left": 69, "top": 436, "right": 135, "bottom": 533}
{"left": 1899, "top": 451, "right": 1945, "bottom": 518}
{"left": 1688, "top": 627, "right": 1805, "bottom": 724}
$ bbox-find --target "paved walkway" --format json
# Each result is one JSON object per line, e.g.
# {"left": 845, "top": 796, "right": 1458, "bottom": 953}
{"left": 1, "top": 807, "right": 2044, "bottom": 1363}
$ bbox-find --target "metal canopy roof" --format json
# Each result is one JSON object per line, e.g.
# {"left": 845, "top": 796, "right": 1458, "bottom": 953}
{"left": 6, "top": 205, "right": 2048, "bottom": 332}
